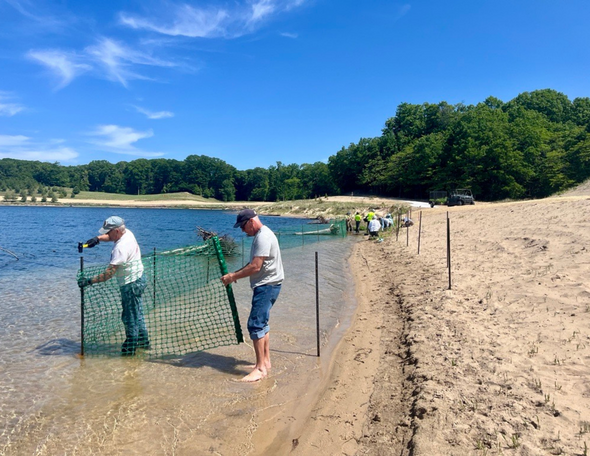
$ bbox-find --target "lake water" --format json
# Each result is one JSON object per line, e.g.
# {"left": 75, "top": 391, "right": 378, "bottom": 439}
{"left": 0, "top": 206, "right": 358, "bottom": 455}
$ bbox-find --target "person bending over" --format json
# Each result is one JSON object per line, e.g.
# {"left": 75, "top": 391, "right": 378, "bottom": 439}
{"left": 78, "top": 216, "right": 149, "bottom": 356}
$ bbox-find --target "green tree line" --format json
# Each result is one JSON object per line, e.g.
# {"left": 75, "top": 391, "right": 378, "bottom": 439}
{"left": 2, "top": 89, "right": 590, "bottom": 202}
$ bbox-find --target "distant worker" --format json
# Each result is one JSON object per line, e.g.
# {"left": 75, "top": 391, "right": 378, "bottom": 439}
{"left": 402, "top": 216, "right": 414, "bottom": 228}
{"left": 365, "top": 209, "right": 376, "bottom": 232}
{"left": 78, "top": 216, "right": 150, "bottom": 356}
{"left": 382, "top": 213, "right": 393, "bottom": 230}
{"left": 368, "top": 216, "right": 381, "bottom": 238}
{"left": 354, "top": 212, "right": 362, "bottom": 233}
{"left": 221, "top": 209, "right": 284, "bottom": 382}
{"left": 345, "top": 212, "right": 353, "bottom": 232}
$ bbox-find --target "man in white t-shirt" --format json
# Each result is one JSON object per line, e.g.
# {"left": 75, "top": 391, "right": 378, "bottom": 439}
{"left": 368, "top": 216, "right": 381, "bottom": 237}
{"left": 221, "top": 209, "right": 283, "bottom": 382}
{"left": 78, "top": 216, "right": 150, "bottom": 356}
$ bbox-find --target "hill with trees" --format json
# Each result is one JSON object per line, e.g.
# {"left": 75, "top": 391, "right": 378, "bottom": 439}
{"left": 2, "top": 89, "right": 589, "bottom": 202}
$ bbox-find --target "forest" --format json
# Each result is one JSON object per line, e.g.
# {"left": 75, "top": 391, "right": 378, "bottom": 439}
{"left": 2, "top": 89, "right": 590, "bottom": 202}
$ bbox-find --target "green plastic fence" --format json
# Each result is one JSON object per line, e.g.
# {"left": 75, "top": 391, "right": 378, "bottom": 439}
{"left": 77, "top": 237, "right": 243, "bottom": 358}
{"left": 251, "top": 218, "right": 347, "bottom": 251}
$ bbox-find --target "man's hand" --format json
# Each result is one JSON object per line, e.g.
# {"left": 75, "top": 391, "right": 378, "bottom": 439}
{"left": 78, "top": 277, "right": 93, "bottom": 288}
{"left": 85, "top": 237, "right": 100, "bottom": 248}
{"left": 221, "top": 273, "right": 236, "bottom": 286}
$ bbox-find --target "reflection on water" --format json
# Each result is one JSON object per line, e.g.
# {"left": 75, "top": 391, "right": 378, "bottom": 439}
{"left": 0, "top": 207, "right": 358, "bottom": 455}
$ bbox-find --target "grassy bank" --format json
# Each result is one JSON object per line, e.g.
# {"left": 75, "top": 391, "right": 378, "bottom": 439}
{"left": 73, "top": 191, "right": 217, "bottom": 202}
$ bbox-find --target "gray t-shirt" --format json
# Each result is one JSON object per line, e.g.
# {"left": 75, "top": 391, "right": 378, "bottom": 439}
{"left": 249, "top": 225, "right": 284, "bottom": 288}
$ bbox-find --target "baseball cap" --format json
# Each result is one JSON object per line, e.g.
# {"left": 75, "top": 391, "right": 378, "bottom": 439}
{"left": 99, "top": 216, "right": 125, "bottom": 234}
{"left": 233, "top": 209, "right": 257, "bottom": 228}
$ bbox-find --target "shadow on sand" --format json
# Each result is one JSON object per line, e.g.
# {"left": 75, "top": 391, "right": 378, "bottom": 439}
{"left": 151, "top": 351, "right": 252, "bottom": 376}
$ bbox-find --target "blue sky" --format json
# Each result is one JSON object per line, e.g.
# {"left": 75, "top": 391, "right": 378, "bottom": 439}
{"left": 1, "top": 0, "right": 589, "bottom": 170}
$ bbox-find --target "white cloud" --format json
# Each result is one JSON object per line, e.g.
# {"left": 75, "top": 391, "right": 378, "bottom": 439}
{"left": 27, "top": 49, "right": 91, "bottom": 89}
{"left": 3, "top": 0, "right": 65, "bottom": 28}
{"left": 395, "top": 4, "right": 411, "bottom": 20}
{"left": 133, "top": 105, "right": 174, "bottom": 119}
{"left": 0, "top": 134, "right": 78, "bottom": 161}
{"left": 91, "top": 125, "right": 153, "bottom": 149}
{"left": 0, "top": 103, "right": 24, "bottom": 116}
{"left": 28, "top": 37, "right": 182, "bottom": 89}
{"left": 88, "top": 124, "right": 163, "bottom": 157}
{"left": 119, "top": 0, "right": 308, "bottom": 38}
{"left": 280, "top": 32, "right": 298, "bottom": 39}
{"left": 0, "top": 147, "right": 78, "bottom": 161}
{"left": 0, "top": 134, "right": 30, "bottom": 147}
{"left": 120, "top": 5, "right": 230, "bottom": 38}
{"left": 85, "top": 38, "right": 177, "bottom": 87}
{"left": 250, "top": 0, "right": 276, "bottom": 24}
{"left": 0, "top": 92, "right": 25, "bottom": 116}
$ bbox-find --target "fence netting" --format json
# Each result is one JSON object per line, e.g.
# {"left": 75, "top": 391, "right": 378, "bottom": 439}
{"left": 246, "top": 218, "right": 348, "bottom": 252}
{"left": 77, "top": 236, "right": 243, "bottom": 358}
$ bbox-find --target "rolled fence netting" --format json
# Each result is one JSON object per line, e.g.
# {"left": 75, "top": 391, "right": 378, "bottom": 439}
{"left": 77, "top": 236, "right": 243, "bottom": 358}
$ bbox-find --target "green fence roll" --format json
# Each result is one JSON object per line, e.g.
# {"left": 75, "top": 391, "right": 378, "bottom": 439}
{"left": 77, "top": 236, "right": 243, "bottom": 358}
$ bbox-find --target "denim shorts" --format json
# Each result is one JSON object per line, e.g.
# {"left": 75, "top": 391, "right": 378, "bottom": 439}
{"left": 248, "top": 284, "right": 281, "bottom": 340}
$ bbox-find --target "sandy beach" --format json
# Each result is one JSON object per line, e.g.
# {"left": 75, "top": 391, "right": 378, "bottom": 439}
{"left": 290, "top": 187, "right": 590, "bottom": 455}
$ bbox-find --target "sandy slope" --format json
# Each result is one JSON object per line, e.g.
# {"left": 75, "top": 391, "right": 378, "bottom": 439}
{"left": 290, "top": 194, "right": 590, "bottom": 455}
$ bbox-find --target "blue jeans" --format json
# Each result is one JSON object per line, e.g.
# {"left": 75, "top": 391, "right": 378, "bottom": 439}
{"left": 248, "top": 284, "right": 281, "bottom": 340}
{"left": 120, "top": 275, "right": 149, "bottom": 354}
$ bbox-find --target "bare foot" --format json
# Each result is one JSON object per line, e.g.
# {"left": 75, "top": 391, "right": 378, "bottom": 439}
{"left": 240, "top": 368, "right": 267, "bottom": 382}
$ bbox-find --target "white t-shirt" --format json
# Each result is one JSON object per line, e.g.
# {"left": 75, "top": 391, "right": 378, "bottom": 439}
{"left": 249, "top": 225, "right": 284, "bottom": 288}
{"left": 110, "top": 229, "right": 143, "bottom": 285}
{"left": 368, "top": 218, "right": 381, "bottom": 232}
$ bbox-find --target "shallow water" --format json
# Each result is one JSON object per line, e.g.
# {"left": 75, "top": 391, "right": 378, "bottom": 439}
{"left": 0, "top": 206, "right": 357, "bottom": 455}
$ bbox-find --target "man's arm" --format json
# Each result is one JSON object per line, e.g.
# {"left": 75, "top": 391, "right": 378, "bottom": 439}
{"left": 221, "top": 256, "right": 264, "bottom": 286}
{"left": 92, "top": 264, "right": 118, "bottom": 284}
{"left": 83, "top": 233, "right": 111, "bottom": 249}
{"left": 79, "top": 264, "right": 118, "bottom": 288}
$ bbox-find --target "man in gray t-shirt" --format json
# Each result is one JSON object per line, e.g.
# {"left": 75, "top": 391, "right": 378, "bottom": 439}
{"left": 221, "top": 209, "right": 283, "bottom": 382}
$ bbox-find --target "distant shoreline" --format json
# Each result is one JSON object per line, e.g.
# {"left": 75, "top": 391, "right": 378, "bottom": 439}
{"left": 0, "top": 193, "right": 437, "bottom": 220}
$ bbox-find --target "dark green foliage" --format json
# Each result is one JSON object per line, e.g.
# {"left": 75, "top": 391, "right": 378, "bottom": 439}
{"left": 332, "top": 89, "right": 590, "bottom": 200}
{"left": 2, "top": 89, "right": 590, "bottom": 202}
